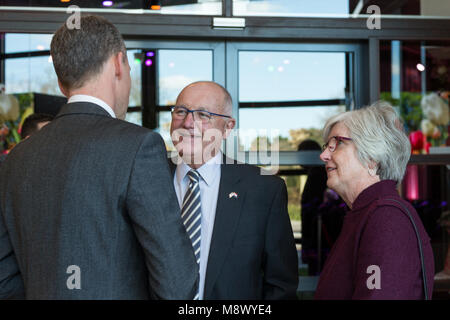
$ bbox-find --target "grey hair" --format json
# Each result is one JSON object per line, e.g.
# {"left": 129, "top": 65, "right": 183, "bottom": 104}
{"left": 322, "top": 101, "right": 411, "bottom": 183}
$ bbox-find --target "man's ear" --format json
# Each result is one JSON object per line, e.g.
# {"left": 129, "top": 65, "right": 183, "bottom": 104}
{"left": 113, "top": 51, "right": 125, "bottom": 79}
{"left": 223, "top": 118, "right": 236, "bottom": 139}
{"left": 57, "top": 80, "right": 69, "bottom": 97}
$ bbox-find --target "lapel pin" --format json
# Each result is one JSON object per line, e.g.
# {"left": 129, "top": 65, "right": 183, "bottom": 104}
{"left": 229, "top": 192, "right": 238, "bottom": 199}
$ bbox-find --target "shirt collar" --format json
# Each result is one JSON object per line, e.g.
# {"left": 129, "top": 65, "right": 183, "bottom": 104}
{"left": 176, "top": 151, "right": 222, "bottom": 187}
{"left": 68, "top": 95, "right": 116, "bottom": 118}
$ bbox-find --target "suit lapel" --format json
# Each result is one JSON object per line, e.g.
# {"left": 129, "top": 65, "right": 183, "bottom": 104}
{"left": 204, "top": 161, "right": 246, "bottom": 298}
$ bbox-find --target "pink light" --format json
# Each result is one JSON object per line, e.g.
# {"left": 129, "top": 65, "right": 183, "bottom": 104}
{"left": 145, "top": 59, "right": 153, "bottom": 67}
{"left": 102, "top": 1, "right": 113, "bottom": 7}
{"left": 405, "top": 165, "right": 419, "bottom": 201}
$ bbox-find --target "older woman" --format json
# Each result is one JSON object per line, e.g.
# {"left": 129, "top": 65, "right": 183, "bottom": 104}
{"left": 314, "top": 102, "right": 434, "bottom": 300}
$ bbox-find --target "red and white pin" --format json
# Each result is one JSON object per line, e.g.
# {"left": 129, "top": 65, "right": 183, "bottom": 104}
{"left": 228, "top": 192, "right": 238, "bottom": 199}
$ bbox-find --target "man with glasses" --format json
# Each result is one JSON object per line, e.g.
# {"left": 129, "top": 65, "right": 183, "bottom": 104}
{"left": 169, "top": 81, "right": 298, "bottom": 300}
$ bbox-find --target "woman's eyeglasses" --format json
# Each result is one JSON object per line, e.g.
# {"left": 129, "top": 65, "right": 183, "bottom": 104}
{"left": 322, "top": 136, "right": 353, "bottom": 152}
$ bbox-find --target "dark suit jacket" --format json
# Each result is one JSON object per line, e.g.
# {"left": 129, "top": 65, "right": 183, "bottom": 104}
{"left": 170, "top": 157, "right": 299, "bottom": 299}
{"left": 0, "top": 102, "right": 198, "bottom": 299}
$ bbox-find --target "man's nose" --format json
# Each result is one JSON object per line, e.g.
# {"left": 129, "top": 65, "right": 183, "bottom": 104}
{"left": 182, "top": 112, "right": 195, "bottom": 128}
{"left": 182, "top": 112, "right": 204, "bottom": 132}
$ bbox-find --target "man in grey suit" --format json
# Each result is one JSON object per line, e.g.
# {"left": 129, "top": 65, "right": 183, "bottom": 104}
{"left": 0, "top": 15, "right": 198, "bottom": 299}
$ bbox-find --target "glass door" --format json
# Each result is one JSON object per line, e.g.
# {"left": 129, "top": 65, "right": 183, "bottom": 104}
{"left": 225, "top": 41, "right": 363, "bottom": 161}
{"left": 225, "top": 41, "right": 363, "bottom": 282}
{"left": 123, "top": 40, "right": 225, "bottom": 150}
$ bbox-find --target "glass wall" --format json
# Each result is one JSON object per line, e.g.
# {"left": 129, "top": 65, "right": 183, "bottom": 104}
{"left": 0, "top": 0, "right": 222, "bottom": 15}
{"left": 2, "top": 0, "right": 450, "bottom": 18}
{"left": 4, "top": 33, "right": 57, "bottom": 95}
{"left": 380, "top": 40, "right": 450, "bottom": 152}
{"left": 156, "top": 49, "right": 214, "bottom": 150}
{"left": 233, "top": 0, "right": 349, "bottom": 17}
{"left": 233, "top": 0, "right": 450, "bottom": 19}
{"left": 238, "top": 51, "right": 347, "bottom": 151}
{"left": 380, "top": 40, "right": 450, "bottom": 297}
{"left": 3, "top": 34, "right": 142, "bottom": 126}
{"left": 5, "top": 33, "right": 52, "bottom": 53}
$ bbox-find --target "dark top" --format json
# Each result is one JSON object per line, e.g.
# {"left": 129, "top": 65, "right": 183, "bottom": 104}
{"left": 0, "top": 153, "right": 6, "bottom": 166}
{"left": 301, "top": 166, "right": 328, "bottom": 250}
{"left": 314, "top": 180, "right": 434, "bottom": 299}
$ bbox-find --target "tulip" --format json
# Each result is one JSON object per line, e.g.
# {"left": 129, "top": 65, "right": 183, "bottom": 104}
{"left": 432, "top": 127, "right": 441, "bottom": 140}
{"left": 420, "top": 119, "right": 436, "bottom": 137}
{"left": 409, "top": 130, "right": 424, "bottom": 152}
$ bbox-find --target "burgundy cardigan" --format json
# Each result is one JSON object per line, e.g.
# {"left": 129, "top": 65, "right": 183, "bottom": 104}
{"left": 314, "top": 180, "right": 434, "bottom": 300}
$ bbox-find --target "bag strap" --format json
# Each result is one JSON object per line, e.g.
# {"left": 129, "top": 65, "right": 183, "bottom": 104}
{"left": 382, "top": 198, "right": 429, "bottom": 300}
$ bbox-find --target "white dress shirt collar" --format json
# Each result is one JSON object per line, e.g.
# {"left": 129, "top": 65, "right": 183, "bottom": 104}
{"left": 176, "top": 151, "right": 222, "bottom": 187}
{"left": 68, "top": 94, "right": 116, "bottom": 118}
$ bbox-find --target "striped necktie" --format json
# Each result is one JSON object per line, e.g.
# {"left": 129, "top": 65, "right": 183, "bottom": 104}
{"left": 181, "top": 169, "right": 202, "bottom": 300}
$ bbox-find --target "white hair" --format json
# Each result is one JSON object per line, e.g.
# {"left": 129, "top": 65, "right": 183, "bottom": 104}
{"left": 322, "top": 101, "right": 411, "bottom": 183}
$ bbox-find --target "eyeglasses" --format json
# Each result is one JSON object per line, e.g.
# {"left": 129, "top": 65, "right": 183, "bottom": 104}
{"left": 322, "top": 136, "right": 353, "bottom": 152}
{"left": 171, "top": 106, "right": 232, "bottom": 124}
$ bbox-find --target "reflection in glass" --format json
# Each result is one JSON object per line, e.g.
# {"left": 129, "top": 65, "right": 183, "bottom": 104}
{"left": 159, "top": 0, "right": 221, "bottom": 15}
{"left": 0, "top": 0, "right": 222, "bottom": 15}
{"left": 233, "top": 0, "right": 450, "bottom": 18}
{"left": 5, "top": 56, "right": 60, "bottom": 95}
{"left": 4, "top": 50, "right": 142, "bottom": 106}
{"left": 238, "top": 106, "right": 345, "bottom": 151}
{"left": 233, "top": 0, "right": 349, "bottom": 17}
{"left": 156, "top": 111, "right": 175, "bottom": 151}
{"left": 127, "top": 50, "right": 142, "bottom": 107}
{"left": 5, "top": 33, "right": 52, "bottom": 54}
{"left": 379, "top": 40, "right": 450, "bottom": 148}
{"left": 158, "top": 49, "right": 213, "bottom": 106}
{"left": 125, "top": 111, "right": 142, "bottom": 126}
{"left": 239, "top": 51, "right": 346, "bottom": 102}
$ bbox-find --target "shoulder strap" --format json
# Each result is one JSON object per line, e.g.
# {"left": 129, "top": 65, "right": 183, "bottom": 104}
{"left": 382, "top": 198, "right": 429, "bottom": 300}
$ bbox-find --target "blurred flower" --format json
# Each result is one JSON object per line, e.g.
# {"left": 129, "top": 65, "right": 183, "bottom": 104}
{"left": 440, "top": 91, "right": 449, "bottom": 102}
{"left": 421, "top": 93, "right": 449, "bottom": 126}
{"left": 0, "top": 91, "right": 20, "bottom": 123}
{"left": 432, "top": 127, "right": 441, "bottom": 140}
{"left": 420, "top": 119, "right": 436, "bottom": 137}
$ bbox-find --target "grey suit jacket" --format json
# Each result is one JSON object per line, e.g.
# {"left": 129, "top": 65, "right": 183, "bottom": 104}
{"left": 0, "top": 102, "right": 198, "bottom": 299}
